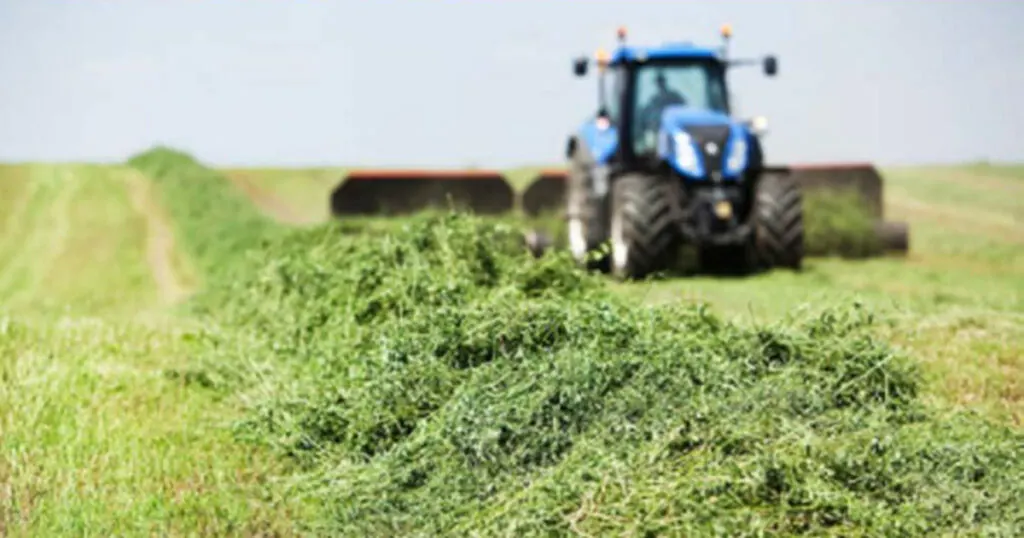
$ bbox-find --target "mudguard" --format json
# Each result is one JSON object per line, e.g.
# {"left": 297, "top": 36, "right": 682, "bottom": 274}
{"left": 576, "top": 118, "right": 619, "bottom": 166}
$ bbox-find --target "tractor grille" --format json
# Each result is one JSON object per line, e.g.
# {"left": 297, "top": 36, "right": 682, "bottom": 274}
{"left": 684, "top": 125, "right": 731, "bottom": 175}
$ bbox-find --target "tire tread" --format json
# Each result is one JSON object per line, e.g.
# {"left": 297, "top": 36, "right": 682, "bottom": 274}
{"left": 754, "top": 173, "right": 804, "bottom": 270}
{"left": 613, "top": 173, "right": 682, "bottom": 279}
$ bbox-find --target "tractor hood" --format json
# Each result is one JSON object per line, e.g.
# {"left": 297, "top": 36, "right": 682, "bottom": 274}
{"left": 659, "top": 105, "right": 734, "bottom": 131}
{"left": 658, "top": 105, "right": 750, "bottom": 180}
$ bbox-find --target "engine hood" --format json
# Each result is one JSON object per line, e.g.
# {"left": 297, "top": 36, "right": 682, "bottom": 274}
{"left": 656, "top": 105, "right": 752, "bottom": 181}
{"left": 659, "top": 105, "right": 735, "bottom": 132}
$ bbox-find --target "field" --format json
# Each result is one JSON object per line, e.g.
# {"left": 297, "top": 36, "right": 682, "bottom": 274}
{"left": 224, "top": 162, "right": 1024, "bottom": 422}
{"left": 0, "top": 163, "right": 307, "bottom": 536}
{"left": 2, "top": 152, "right": 1022, "bottom": 536}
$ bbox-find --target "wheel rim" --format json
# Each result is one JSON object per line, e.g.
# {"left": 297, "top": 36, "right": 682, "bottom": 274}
{"left": 567, "top": 217, "right": 587, "bottom": 262}
{"left": 610, "top": 206, "right": 628, "bottom": 273}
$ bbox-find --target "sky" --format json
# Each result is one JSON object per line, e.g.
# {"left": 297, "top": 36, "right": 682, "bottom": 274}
{"left": 1, "top": 0, "right": 1022, "bottom": 168}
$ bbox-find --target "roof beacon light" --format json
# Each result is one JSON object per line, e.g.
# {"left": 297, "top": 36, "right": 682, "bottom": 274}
{"left": 616, "top": 26, "right": 627, "bottom": 43}
{"left": 719, "top": 23, "right": 733, "bottom": 58}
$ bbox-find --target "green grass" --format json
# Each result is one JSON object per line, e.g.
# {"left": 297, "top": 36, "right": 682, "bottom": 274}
{"left": 0, "top": 317, "right": 308, "bottom": 537}
{"left": 2, "top": 153, "right": 1022, "bottom": 536}
{"left": 221, "top": 163, "right": 1023, "bottom": 425}
{"left": 802, "top": 189, "right": 882, "bottom": 258}
{"left": 614, "top": 166, "right": 1024, "bottom": 424}
{"left": 127, "top": 147, "right": 285, "bottom": 310}
{"left": 0, "top": 164, "right": 156, "bottom": 317}
{"left": 181, "top": 210, "right": 1024, "bottom": 536}
{"left": 219, "top": 166, "right": 344, "bottom": 225}
{"left": 0, "top": 162, "right": 307, "bottom": 536}
{"left": 162, "top": 157, "right": 1019, "bottom": 535}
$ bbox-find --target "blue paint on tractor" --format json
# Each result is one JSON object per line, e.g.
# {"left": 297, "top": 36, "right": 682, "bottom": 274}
{"left": 562, "top": 29, "right": 789, "bottom": 274}
{"left": 721, "top": 123, "right": 750, "bottom": 179}
{"left": 660, "top": 105, "right": 733, "bottom": 129}
{"left": 663, "top": 129, "right": 705, "bottom": 179}
{"left": 571, "top": 38, "right": 770, "bottom": 181}
{"left": 577, "top": 119, "right": 619, "bottom": 165}
{"left": 610, "top": 44, "right": 719, "bottom": 64}
{"left": 649, "top": 105, "right": 752, "bottom": 181}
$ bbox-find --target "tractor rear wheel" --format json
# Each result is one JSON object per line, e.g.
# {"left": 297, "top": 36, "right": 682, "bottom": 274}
{"left": 753, "top": 172, "right": 804, "bottom": 270}
{"left": 609, "top": 172, "right": 682, "bottom": 279}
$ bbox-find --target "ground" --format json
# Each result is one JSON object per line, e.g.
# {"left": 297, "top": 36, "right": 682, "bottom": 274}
{"left": 0, "top": 164, "right": 306, "bottom": 537}
{"left": 124, "top": 168, "right": 193, "bottom": 305}
{"left": 0, "top": 160, "right": 1020, "bottom": 535}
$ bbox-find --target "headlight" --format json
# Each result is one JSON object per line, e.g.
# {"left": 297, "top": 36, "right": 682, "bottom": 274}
{"left": 672, "top": 131, "right": 701, "bottom": 175}
{"left": 750, "top": 115, "right": 769, "bottom": 136}
{"left": 724, "top": 135, "right": 748, "bottom": 176}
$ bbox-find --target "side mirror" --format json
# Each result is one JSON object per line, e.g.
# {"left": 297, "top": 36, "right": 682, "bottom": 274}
{"left": 763, "top": 55, "right": 778, "bottom": 77}
{"left": 573, "top": 57, "right": 589, "bottom": 77}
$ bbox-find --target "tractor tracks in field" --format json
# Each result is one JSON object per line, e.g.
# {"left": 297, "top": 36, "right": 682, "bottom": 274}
{"left": 124, "top": 171, "right": 191, "bottom": 305}
{"left": 226, "top": 172, "right": 313, "bottom": 226}
{"left": 0, "top": 167, "right": 74, "bottom": 305}
{"left": 0, "top": 171, "right": 39, "bottom": 294}
{"left": 889, "top": 196, "right": 1024, "bottom": 244}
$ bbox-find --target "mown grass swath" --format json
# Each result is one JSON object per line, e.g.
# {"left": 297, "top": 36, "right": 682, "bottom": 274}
{"left": 0, "top": 160, "right": 311, "bottom": 536}
{"left": 127, "top": 147, "right": 285, "bottom": 305}
{"left": 161, "top": 170, "right": 1023, "bottom": 538}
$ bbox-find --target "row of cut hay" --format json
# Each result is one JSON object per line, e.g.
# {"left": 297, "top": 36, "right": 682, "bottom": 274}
{"left": 133, "top": 150, "right": 1020, "bottom": 536}
{"left": 183, "top": 211, "right": 1021, "bottom": 535}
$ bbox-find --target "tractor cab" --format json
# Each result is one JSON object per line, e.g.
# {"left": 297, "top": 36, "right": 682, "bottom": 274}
{"left": 571, "top": 26, "right": 777, "bottom": 183}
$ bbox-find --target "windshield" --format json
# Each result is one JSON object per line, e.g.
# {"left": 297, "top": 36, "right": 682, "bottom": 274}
{"left": 631, "top": 60, "right": 728, "bottom": 154}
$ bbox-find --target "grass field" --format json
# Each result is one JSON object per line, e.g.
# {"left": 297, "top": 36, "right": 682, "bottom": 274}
{"left": 220, "top": 167, "right": 345, "bottom": 226}
{"left": 0, "top": 163, "right": 308, "bottom": 536}
{"left": 220, "top": 162, "right": 1024, "bottom": 423}
{"left": 2, "top": 154, "right": 1022, "bottom": 536}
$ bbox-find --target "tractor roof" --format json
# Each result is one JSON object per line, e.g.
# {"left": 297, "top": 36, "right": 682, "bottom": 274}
{"left": 610, "top": 42, "right": 722, "bottom": 64}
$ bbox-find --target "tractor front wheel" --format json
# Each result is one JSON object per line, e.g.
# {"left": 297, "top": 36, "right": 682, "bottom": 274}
{"left": 752, "top": 172, "right": 804, "bottom": 270}
{"left": 609, "top": 173, "right": 682, "bottom": 279}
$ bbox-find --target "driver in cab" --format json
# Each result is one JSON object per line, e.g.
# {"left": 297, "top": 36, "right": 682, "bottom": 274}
{"left": 641, "top": 72, "right": 686, "bottom": 128}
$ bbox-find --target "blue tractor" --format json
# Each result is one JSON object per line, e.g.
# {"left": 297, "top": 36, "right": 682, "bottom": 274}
{"left": 565, "top": 26, "right": 803, "bottom": 279}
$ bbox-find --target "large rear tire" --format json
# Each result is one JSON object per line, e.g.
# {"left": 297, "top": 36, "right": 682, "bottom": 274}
{"left": 753, "top": 172, "right": 804, "bottom": 270}
{"left": 609, "top": 173, "right": 682, "bottom": 280}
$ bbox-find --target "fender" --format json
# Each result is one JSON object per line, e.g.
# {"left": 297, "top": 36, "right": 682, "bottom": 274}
{"left": 576, "top": 119, "right": 619, "bottom": 165}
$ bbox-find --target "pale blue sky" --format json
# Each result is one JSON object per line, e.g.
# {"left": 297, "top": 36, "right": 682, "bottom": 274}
{"left": 1, "top": 0, "right": 1022, "bottom": 168}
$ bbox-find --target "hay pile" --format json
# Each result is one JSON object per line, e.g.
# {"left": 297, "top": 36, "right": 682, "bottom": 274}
{"left": 182, "top": 212, "right": 1022, "bottom": 536}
